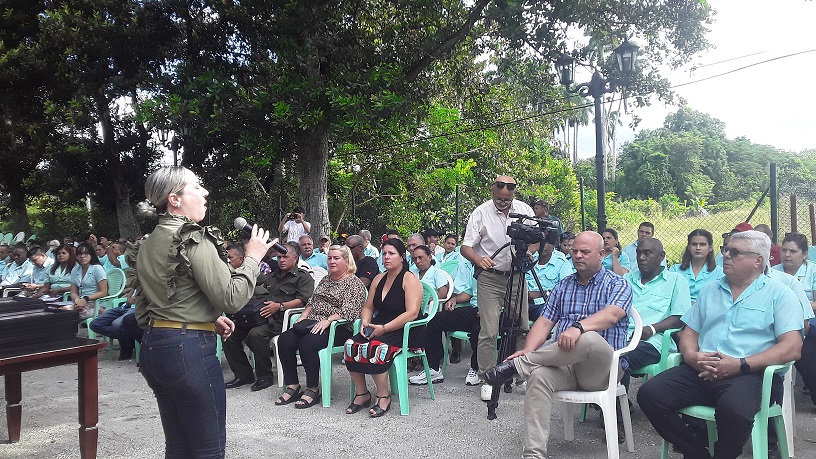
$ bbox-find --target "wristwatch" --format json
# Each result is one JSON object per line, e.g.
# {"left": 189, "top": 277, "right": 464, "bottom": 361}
{"left": 740, "top": 357, "right": 751, "bottom": 374}
{"left": 82, "top": 296, "right": 90, "bottom": 302}
{"left": 279, "top": 302, "right": 286, "bottom": 312}
{"left": 571, "top": 321, "right": 585, "bottom": 334}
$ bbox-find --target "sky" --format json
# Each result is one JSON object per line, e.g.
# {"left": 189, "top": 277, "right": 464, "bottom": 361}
{"left": 574, "top": 0, "right": 816, "bottom": 159}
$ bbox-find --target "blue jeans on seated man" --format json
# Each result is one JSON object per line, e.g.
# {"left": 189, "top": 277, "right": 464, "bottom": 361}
{"left": 140, "top": 327, "right": 226, "bottom": 459}
{"left": 89, "top": 307, "right": 142, "bottom": 358}
{"left": 620, "top": 341, "right": 661, "bottom": 390}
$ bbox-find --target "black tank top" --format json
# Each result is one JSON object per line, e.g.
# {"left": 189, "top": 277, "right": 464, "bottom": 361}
{"left": 372, "top": 269, "right": 407, "bottom": 325}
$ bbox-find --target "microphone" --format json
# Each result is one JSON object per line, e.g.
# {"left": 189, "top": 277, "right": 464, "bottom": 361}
{"left": 233, "top": 217, "right": 288, "bottom": 254}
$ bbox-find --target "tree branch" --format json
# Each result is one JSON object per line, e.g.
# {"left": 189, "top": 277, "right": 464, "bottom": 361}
{"left": 404, "top": 0, "right": 492, "bottom": 81}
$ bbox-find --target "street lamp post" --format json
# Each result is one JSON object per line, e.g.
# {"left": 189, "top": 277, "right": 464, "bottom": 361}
{"left": 556, "top": 39, "right": 639, "bottom": 232}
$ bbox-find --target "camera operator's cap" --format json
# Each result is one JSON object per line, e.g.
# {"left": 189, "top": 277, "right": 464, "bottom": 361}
{"left": 734, "top": 222, "right": 753, "bottom": 232}
{"left": 533, "top": 199, "right": 549, "bottom": 207}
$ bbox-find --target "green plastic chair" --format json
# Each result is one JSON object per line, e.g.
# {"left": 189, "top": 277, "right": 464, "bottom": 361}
{"left": 349, "top": 282, "right": 439, "bottom": 415}
{"left": 319, "top": 317, "right": 361, "bottom": 407}
{"left": 630, "top": 327, "right": 682, "bottom": 381}
{"left": 658, "top": 354, "right": 792, "bottom": 459}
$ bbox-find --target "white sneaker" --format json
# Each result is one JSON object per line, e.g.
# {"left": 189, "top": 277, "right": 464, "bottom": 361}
{"left": 465, "top": 368, "right": 482, "bottom": 386}
{"left": 408, "top": 368, "right": 443, "bottom": 385}
{"left": 480, "top": 383, "right": 493, "bottom": 401}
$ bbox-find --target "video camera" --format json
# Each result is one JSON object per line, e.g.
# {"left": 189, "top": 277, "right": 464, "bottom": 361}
{"left": 507, "top": 213, "right": 560, "bottom": 246}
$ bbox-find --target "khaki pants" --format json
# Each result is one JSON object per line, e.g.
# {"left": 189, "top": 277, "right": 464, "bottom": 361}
{"left": 513, "top": 332, "right": 616, "bottom": 459}
{"left": 476, "top": 271, "right": 528, "bottom": 376}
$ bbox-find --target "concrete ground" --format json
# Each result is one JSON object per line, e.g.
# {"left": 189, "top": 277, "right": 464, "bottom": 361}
{"left": 2, "top": 346, "right": 815, "bottom": 459}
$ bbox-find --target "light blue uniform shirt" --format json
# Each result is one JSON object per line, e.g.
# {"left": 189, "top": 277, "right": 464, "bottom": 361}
{"left": 715, "top": 251, "right": 723, "bottom": 268}
{"left": 410, "top": 264, "right": 449, "bottom": 293}
{"left": 70, "top": 264, "right": 108, "bottom": 298}
{"left": 768, "top": 267, "right": 816, "bottom": 324}
{"left": 363, "top": 243, "right": 379, "bottom": 260}
{"left": 668, "top": 263, "right": 724, "bottom": 304}
{"left": 624, "top": 269, "right": 691, "bottom": 353}
{"left": 622, "top": 241, "right": 667, "bottom": 274}
{"left": 302, "top": 252, "right": 328, "bottom": 270}
{"left": 772, "top": 262, "right": 816, "bottom": 301}
{"left": 451, "top": 260, "right": 478, "bottom": 308}
{"left": 1, "top": 260, "right": 33, "bottom": 286}
{"left": 48, "top": 265, "right": 73, "bottom": 289}
{"left": 526, "top": 252, "right": 575, "bottom": 306}
{"left": 602, "top": 251, "right": 630, "bottom": 272}
{"left": 683, "top": 274, "right": 804, "bottom": 358}
{"left": 31, "top": 257, "right": 55, "bottom": 285}
{"left": 436, "top": 250, "right": 462, "bottom": 265}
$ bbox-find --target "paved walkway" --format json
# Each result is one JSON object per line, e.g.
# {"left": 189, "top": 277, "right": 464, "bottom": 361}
{"left": 2, "top": 347, "right": 815, "bottom": 458}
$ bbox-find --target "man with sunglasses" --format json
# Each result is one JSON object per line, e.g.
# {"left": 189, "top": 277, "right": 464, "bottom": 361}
{"left": 345, "top": 235, "right": 378, "bottom": 288}
{"left": 461, "top": 175, "right": 535, "bottom": 401}
{"left": 638, "top": 231, "right": 804, "bottom": 459}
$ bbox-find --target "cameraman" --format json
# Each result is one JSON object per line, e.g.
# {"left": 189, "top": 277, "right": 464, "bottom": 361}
{"left": 278, "top": 206, "right": 311, "bottom": 243}
{"left": 461, "top": 175, "right": 535, "bottom": 401}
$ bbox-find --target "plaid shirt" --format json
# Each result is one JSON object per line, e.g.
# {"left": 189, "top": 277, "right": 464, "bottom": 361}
{"left": 541, "top": 268, "right": 632, "bottom": 350}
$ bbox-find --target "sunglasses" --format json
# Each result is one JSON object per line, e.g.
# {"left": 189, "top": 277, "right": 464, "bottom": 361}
{"left": 493, "top": 181, "right": 517, "bottom": 191}
{"left": 346, "top": 244, "right": 361, "bottom": 250}
{"left": 723, "top": 247, "right": 759, "bottom": 258}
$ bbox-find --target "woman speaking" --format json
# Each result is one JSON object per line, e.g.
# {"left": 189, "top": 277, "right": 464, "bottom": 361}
{"left": 133, "top": 167, "right": 273, "bottom": 458}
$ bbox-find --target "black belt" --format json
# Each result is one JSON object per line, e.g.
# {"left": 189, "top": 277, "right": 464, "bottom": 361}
{"left": 483, "top": 268, "right": 511, "bottom": 277}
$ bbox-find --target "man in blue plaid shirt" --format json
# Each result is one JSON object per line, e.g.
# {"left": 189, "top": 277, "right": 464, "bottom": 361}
{"left": 485, "top": 231, "right": 632, "bottom": 458}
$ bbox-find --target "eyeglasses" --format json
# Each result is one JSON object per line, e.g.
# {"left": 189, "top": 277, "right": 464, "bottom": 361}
{"left": 723, "top": 247, "right": 759, "bottom": 258}
{"left": 493, "top": 181, "right": 517, "bottom": 191}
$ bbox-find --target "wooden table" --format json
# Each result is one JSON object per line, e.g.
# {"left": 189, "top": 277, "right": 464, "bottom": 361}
{"left": 1, "top": 338, "right": 107, "bottom": 458}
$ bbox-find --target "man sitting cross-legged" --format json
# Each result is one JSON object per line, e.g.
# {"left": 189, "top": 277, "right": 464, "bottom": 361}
{"left": 483, "top": 231, "right": 632, "bottom": 459}
{"left": 638, "top": 230, "right": 804, "bottom": 459}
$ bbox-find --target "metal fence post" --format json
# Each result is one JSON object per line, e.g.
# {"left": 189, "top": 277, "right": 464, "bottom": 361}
{"left": 770, "top": 163, "right": 778, "bottom": 244}
{"left": 579, "top": 177, "right": 586, "bottom": 231}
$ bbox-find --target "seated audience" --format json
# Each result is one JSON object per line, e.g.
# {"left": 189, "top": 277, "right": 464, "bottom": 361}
{"left": 90, "top": 288, "right": 142, "bottom": 360}
{"left": 224, "top": 241, "right": 314, "bottom": 392}
{"left": 0, "top": 244, "right": 11, "bottom": 272}
{"left": 1, "top": 243, "right": 34, "bottom": 288}
{"left": 103, "top": 241, "right": 130, "bottom": 270}
{"left": 70, "top": 242, "right": 109, "bottom": 320}
{"left": 33, "top": 243, "right": 77, "bottom": 299}
{"left": 558, "top": 232, "right": 575, "bottom": 261}
{"left": 526, "top": 240, "right": 574, "bottom": 320}
{"left": 405, "top": 233, "right": 425, "bottom": 270}
{"left": 669, "top": 229, "right": 724, "bottom": 304}
{"left": 409, "top": 259, "right": 481, "bottom": 386}
{"left": 299, "top": 235, "right": 328, "bottom": 270}
{"left": 317, "top": 235, "right": 331, "bottom": 254}
{"left": 638, "top": 230, "right": 803, "bottom": 459}
{"left": 436, "top": 234, "right": 462, "bottom": 264}
{"left": 226, "top": 244, "right": 245, "bottom": 269}
{"left": 344, "top": 239, "right": 422, "bottom": 417}
{"left": 22, "top": 246, "right": 54, "bottom": 296}
{"left": 275, "top": 246, "right": 366, "bottom": 408}
{"left": 344, "top": 235, "right": 378, "bottom": 288}
{"left": 424, "top": 228, "right": 444, "bottom": 258}
{"left": 410, "top": 245, "right": 449, "bottom": 301}
{"left": 376, "top": 229, "right": 402, "bottom": 272}
{"left": 359, "top": 229, "right": 379, "bottom": 259}
{"left": 772, "top": 232, "right": 816, "bottom": 406}
{"left": 601, "top": 228, "right": 630, "bottom": 275}
{"left": 755, "top": 223, "right": 781, "bottom": 266}
{"left": 46, "top": 240, "right": 60, "bottom": 259}
{"left": 621, "top": 238, "right": 690, "bottom": 388}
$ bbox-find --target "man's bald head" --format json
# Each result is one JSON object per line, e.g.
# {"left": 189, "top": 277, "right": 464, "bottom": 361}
{"left": 571, "top": 232, "right": 605, "bottom": 279}
{"left": 636, "top": 238, "right": 666, "bottom": 279}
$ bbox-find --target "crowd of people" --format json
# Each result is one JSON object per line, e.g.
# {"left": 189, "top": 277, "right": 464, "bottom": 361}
{"left": 4, "top": 168, "right": 814, "bottom": 459}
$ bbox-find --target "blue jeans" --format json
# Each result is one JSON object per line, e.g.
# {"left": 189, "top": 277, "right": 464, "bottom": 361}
{"left": 139, "top": 327, "right": 226, "bottom": 459}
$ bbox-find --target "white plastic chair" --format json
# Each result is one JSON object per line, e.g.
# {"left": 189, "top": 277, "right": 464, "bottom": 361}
{"left": 310, "top": 266, "right": 328, "bottom": 285}
{"left": 783, "top": 365, "right": 795, "bottom": 457}
{"left": 553, "top": 307, "right": 642, "bottom": 459}
{"left": 439, "top": 270, "right": 454, "bottom": 303}
{"left": 272, "top": 307, "right": 306, "bottom": 387}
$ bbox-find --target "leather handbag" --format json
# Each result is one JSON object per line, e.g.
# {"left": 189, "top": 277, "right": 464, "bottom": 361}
{"left": 228, "top": 297, "right": 268, "bottom": 328}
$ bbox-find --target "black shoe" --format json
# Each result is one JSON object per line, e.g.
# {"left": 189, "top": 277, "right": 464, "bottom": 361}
{"left": 225, "top": 376, "right": 255, "bottom": 389}
{"left": 250, "top": 378, "right": 274, "bottom": 392}
{"left": 484, "top": 360, "right": 517, "bottom": 386}
{"left": 117, "top": 351, "right": 133, "bottom": 361}
{"left": 449, "top": 352, "right": 461, "bottom": 364}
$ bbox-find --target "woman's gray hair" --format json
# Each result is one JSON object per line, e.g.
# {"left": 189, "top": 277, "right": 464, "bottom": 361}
{"left": 730, "top": 230, "right": 771, "bottom": 263}
{"left": 137, "top": 167, "right": 190, "bottom": 219}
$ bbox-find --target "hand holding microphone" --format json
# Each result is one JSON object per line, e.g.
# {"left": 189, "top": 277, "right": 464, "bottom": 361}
{"left": 234, "top": 217, "right": 286, "bottom": 264}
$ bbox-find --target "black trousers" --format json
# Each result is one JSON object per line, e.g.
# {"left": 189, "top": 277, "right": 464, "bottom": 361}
{"left": 795, "top": 326, "right": 816, "bottom": 405}
{"left": 424, "top": 307, "right": 479, "bottom": 371}
{"left": 638, "top": 362, "right": 782, "bottom": 459}
{"left": 277, "top": 319, "right": 352, "bottom": 388}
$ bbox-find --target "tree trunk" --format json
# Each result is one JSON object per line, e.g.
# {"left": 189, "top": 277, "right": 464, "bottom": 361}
{"left": 295, "top": 124, "right": 330, "bottom": 239}
{"left": 113, "top": 178, "right": 140, "bottom": 239}
{"left": 7, "top": 182, "right": 30, "bottom": 235}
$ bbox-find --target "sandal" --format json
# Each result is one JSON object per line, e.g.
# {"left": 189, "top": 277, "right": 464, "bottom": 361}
{"left": 369, "top": 395, "right": 391, "bottom": 418}
{"left": 274, "top": 385, "right": 302, "bottom": 406}
{"left": 345, "top": 391, "right": 371, "bottom": 414}
{"left": 294, "top": 389, "right": 321, "bottom": 409}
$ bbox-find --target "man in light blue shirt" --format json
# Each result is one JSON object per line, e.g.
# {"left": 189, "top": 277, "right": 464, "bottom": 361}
{"left": 1, "top": 244, "right": 33, "bottom": 287}
{"left": 639, "top": 231, "right": 803, "bottom": 459}
{"left": 622, "top": 222, "right": 666, "bottom": 274}
{"left": 23, "top": 246, "right": 54, "bottom": 295}
{"left": 526, "top": 241, "right": 574, "bottom": 320}
{"left": 359, "top": 230, "right": 380, "bottom": 259}
{"left": 621, "top": 238, "right": 690, "bottom": 388}
{"left": 298, "top": 235, "right": 327, "bottom": 270}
